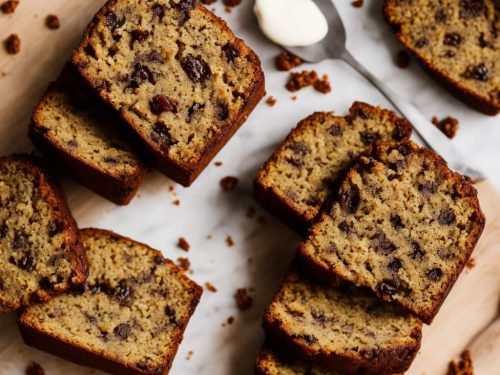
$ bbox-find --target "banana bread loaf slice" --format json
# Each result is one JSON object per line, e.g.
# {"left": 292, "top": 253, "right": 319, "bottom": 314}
{"left": 0, "top": 155, "right": 87, "bottom": 314}
{"left": 299, "top": 141, "right": 485, "bottom": 323}
{"left": 384, "top": 0, "right": 500, "bottom": 115}
{"left": 254, "top": 102, "right": 412, "bottom": 233}
{"left": 72, "top": 0, "right": 265, "bottom": 186}
{"left": 263, "top": 270, "right": 422, "bottom": 374}
{"left": 19, "top": 228, "right": 202, "bottom": 375}
{"left": 30, "top": 67, "right": 149, "bottom": 205}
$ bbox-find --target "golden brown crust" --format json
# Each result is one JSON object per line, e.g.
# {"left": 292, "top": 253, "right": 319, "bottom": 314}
{"left": 383, "top": 0, "right": 500, "bottom": 116}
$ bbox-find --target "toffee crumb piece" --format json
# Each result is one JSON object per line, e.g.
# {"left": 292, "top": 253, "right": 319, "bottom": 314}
{"left": 313, "top": 74, "right": 332, "bottom": 94}
{"left": 177, "top": 237, "right": 190, "bottom": 252}
{"left": 265, "top": 96, "right": 277, "bottom": 107}
{"left": 186, "top": 350, "right": 194, "bottom": 360}
{"left": 291, "top": 96, "right": 297, "bottom": 101}
{"left": 223, "top": 0, "right": 241, "bottom": 6}
{"left": 205, "top": 282, "right": 217, "bottom": 292}
{"left": 25, "top": 362, "right": 44, "bottom": 375}
{"left": 466, "top": 258, "right": 476, "bottom": 270}
{"left": 396, "top": 50, "right": 411, "bottom": 68}
{"left": 447, "top": 350, "right": 474, "bottom": 375}
{"left": 177, "top": 257, "right": 190, "bottom": 272}
{"left": 352, "top": 0, "right": 364, "bottom": 8}
{"left": 227, "top": 316, "right": 234, "bottom": 324}
{"left": 214, "top": 161, "right": 223, "bottom": 167}
{"left": 234, "top": 288, "right": 253, "bottom": 310}
{"left": 1, "top": 0, "right": 19, "bottom": 14}
{"left": 45, "top": 14, "right": 60, "bottom": 30}
{"left": 220, "top": 176, "right": 238, "bottom": 191}
{"left": 172, "top": 199, "right": 180, "bottom": 206}
{"left": 226, "top": 235, "right": 234, "bottom": 247}
{"left": 431, "top": 116, "right": 459, "bottom": 139}
{"left": 4, "top": 34, "right": 20, "bottom": 54}
{"left": 286, "top": 70, "right": 318, "bottom": 92}
{"left": 276, "top": 51, "right": 303, "bottom": 71}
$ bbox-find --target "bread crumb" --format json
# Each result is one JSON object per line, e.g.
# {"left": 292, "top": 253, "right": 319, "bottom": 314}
{"left": 265, "top": 96, "right": 277, "bottom": 107}
{"left": 1, "top": 0, "right": 19, "bottom": 14}
{"left": 351, "top": 0, "right": 364, "bottom": 8}
{"left": 205, "top": 282, "right": 217, "bottom": 292}
{"left": 214, "top": 161, "right": 223, "bottom": 167}
{"left": 25, "top": 362, "right": 44, "bottom": 375}
{"left": 313, "top": 74, "right": 332, "bottom": 94}
{"left": 227, "top": 316, "right": 234, "bottom": 324}
{"left": 234, "top": 288, "right": 253, "bottom": 310}
{"left": 45, "top": 14, "right": 60, "bottom": 30}
{"left": 291, "top": 96, "right": 297, "bottom": 101}
{"left": 276, "top": 51, "right": 303, "bottom": 71}
{"left": 447, "top": 350, "right": 473, "bottom": 375}
{"left": 224, "top": 6, "right": 232, "bottom": 12}
{"left": 177, "top": 257, "right": 191, "bottom": 272}
{"left": 396, "top": 50, "right": 411, "bottom": 69}
{"left": 177, "top": 237, "right": 190, "bottom": 252}
{"left": 220, "top": 176, "right": 238, "bottom": 191}
{"left": 206, "top": 234, "right": 212, "bottom": 240}
{"left": 4, "top": 34, "right": 20, "bottom": 54}
{"left": 466, "top": 258, "right": 476, "bottom": 270}
{"left": 246, "top": 207, "right": 256, "bottom": 218}
{"left": 223, "top": 0, "right": 241, "bottom": 6}
{"left": 186, "top": 350, "right": 194, "bottom": 360}
{"left": 431, "top": 116, "right": 459, "bottom": 139}
{"left": 286, "top": 70, "right": 318, "bottom": 92}
{"left": 226, "top": 235, "right": 234, "bottom": 247}
{"left": 200, "top": 0, "right": 217, "bottom": 4}
{"left": 168, "top": 185, "right": 175, "bottom": 192}
{"left": 172, "top": 199, "right": 180, "bottom": 206}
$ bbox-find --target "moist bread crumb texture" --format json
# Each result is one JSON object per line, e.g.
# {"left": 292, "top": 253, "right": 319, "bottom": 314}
{"left": 299, "top": 141, "right": 485, "bottom": 323}
{"left": 254, "top": 102, "right": 412, "bottom": 232}
{"left": 72, "top": 0, "right": 264, "bottom": 186}
{"left": 263, "top": 271, "right": 422, "bottom": 374}
{"left": 384, "top": 0, "right": 500, "bottom": 115}
{"left": 19, "top": 228, "right": 202, "bottom": 375}
{"left": 0, "top": 155, "right": 87, "bottom": 314}
{"left": 31, "top": 68, "right": 148, "bottom": 205}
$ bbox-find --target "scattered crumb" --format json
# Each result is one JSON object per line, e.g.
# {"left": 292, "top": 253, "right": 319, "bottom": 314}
{"left": 431, "top": 116, "right": 459, "bottom": 139}
{"left": 351, "top": 0, "right": 364, "bottom": 8}
{"left": 205, "top": 282, "right": 217, "bottom": 292}
{"left": 0, "top": 71, "right": 6, "bottom": 78}
{"left": 25, "top": 362, "right": 44, "bottom": 375}
{"left": 226, "top": 235, "right": 234, "bottom": 247}
{"left": 1, "top": 0, "right": 19, "bottom": 14}
{"left": 447, "top": 350, "right": 473, "bottom": 375}
{"left": 396, "top": 50, "right": 411, "bottom": 68}
{"left": 177, "top": 257, "right": 191, "bottom": 272}
{"left": 234, "top": 288, "right": 253, "bottom": 311}
{"left": 206, "top": 234, "right": 212, "bottom": 240}
{"left": 286, "top": 70, "right": 318, "bottom": 92}
{"left": 246, "top": 207, "right": 256, "bottom": 218}
{"left": 466, "top": 258, "right": 476, "bottom": 270}
{"left": 220, "top": 176, "right": 239, "bottom": 192}
{"left": 45, "top": 14, "right": 60, "bottom": 30}
{"left": 4, "top": 33, "right": 20, "bottom": 54}
{"left": 168, "top": 185, "right": 175, "bottom": 193}
{"left": 172, "top": 199, "right": 180, "bottom": 206}
{"left": 186, "top": 350, "right": 194, "bottom": 360}
{"left": 291, "top": 96, "right": 297, "bottom": 101}
{"left": 200, "top": 0, "right": 217, "bottom": 4}
{"left": 227, "top": 316, "right": 234, "bottom": 324}
{"left": 177, "top": 237, "right": 190, "bottom": 252}
{"left": 214, "top": 161, "right": 223, "bottom": 167}
{"left": 265, "top": 96, "right": 277, "bottom": 107}
{"left": 313, "top": 74, "right": 332, "bottom": 94}
{"left": 223, "top": 0, "right": 241, "bottom": 6}
{"left": 257, "top": 216, "right": 266, "bottom": 224}
{"left": 276, "top": 51, "right": 303, "bottom": 71}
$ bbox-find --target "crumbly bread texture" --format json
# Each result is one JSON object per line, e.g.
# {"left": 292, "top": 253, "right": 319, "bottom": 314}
{"left": 72, "top": 0, "right": 265, "bottom": 186}
{"left": 0, "top": 155, "right": 87, "bottom": 314}
{"left": 263, "top": 270, "right": 422, "bottom": 374}
{"left": 19, "top": 228, "right": 202, "bottom": 375}
{"left": 384, "top": 0, "right": 500, "bottom": 115}
{"left": 30, "top": 67, "right": 149, "bottom": 205}
{"left": 299, "top": 141, "right": 485, "bottom": 323}
{"left": 254, "top": 102, "right": 412, "bottom": 233}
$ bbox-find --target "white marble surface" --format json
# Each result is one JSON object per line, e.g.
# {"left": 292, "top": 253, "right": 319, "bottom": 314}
{"left": 0, "top": 0, "right": 499, "bottom": 374}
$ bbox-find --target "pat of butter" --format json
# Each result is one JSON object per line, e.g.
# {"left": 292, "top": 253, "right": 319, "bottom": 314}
{"left": 254, "top": 0, "right": 328, "bottom": 47}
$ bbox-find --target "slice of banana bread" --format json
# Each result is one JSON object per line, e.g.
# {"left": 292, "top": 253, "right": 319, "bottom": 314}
{"left": 30, "top": 67, "right": 149, "bottom": 205}
{"left": 0, "top": 155, "right": 87, "bottom": 314}
{"left": 384, "top": 0, "right": 500, "bottom": 115}
{"left": 263, "top": 270, "right": 422, "bottom": 374}
{"left": 254, "top": 102, "right": 412, "bottom": 233}
{"left": 299, "top": 141, "right": 485, "bottom": 323}
{"left": 19, "top": 228, "right": 202, "bottom": 375}
{"left": 72, "top": 0, "right": 265, "bottom": 186}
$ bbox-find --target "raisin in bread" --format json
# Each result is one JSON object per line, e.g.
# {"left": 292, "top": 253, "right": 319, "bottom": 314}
{"left": 254, "top": 102, "right": 412, "bottom": 233}
{"left": 72, "top": 0, "right": 265, "bottom": 186}
{"left": 299, "top": 141, "right": 485, "bottom": 323}
{"left": 30, "top": 66, "right": 149, "bottom": 205}
{"left": 0, "top": 155, "right": 87, "bottom": 313}
{"left": 384, "top": 0, "right": 500, "bottom": 115}
{"left": 19, "top": 228, "right": 202, "bottom": 375}
{"left": 263, "top": 270, "right": 422, "bottom": 374}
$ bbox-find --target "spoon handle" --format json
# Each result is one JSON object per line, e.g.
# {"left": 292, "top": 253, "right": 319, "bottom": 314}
{"left": 340, "top": 49, "right": 486, "bottom": 180}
